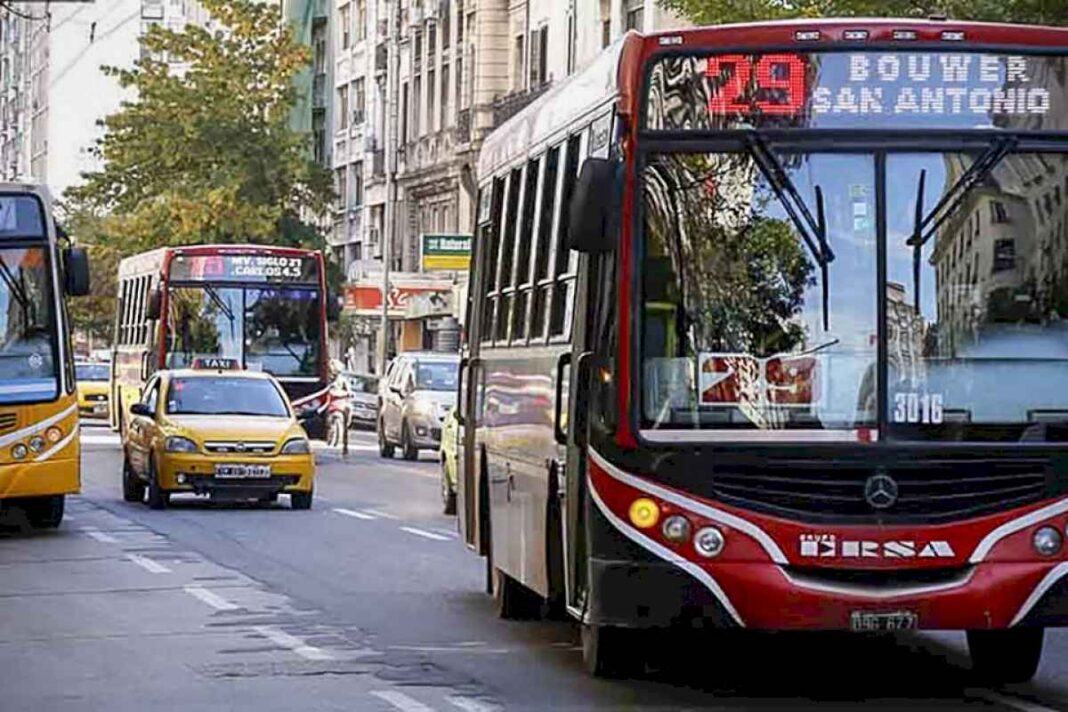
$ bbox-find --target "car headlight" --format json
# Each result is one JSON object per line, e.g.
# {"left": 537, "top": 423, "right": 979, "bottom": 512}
{"left": 281, "top": 438, "right": 311, "bottom": 454}
{"left": 164, "top": 436, "right": 198, "bottom": 453}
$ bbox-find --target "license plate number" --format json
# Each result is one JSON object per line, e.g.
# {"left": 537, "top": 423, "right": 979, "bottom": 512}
{"left": 850, "top": 611, "right": 918, "bottom": 631}
{"left": 214, "top": 464, "right": 271, "bottom": 479}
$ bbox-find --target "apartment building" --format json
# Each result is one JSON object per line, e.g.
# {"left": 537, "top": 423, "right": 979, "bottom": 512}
{"left": 0, "top": 0, "right": 212, "bottom": 198}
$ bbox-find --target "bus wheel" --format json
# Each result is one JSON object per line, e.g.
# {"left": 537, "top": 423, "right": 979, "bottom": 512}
{"left": 26, "top": 495, "right": 64, "bottom": 529}
{"left": 146, "top": 462, "right": 169, "bottom": 510}
{"left": 378, "top": 421, "right": 394, "bottom": 458}
{"left": 493, "top": 568, "right": 542, "bottom": 620}
{"left": 968, "top": 628, "right": 1044, "bottom": 683}
{"left": 122, "top": 455, "right": 145, "bottom": 503}
{"left": 581, "top": 624, "right": 642, "bottom": 678}
{"left": 290, "top": 489, "right": 313, "bottom": 510}
{"left": 401, "top": 421, "right": 418, "bottom": 461}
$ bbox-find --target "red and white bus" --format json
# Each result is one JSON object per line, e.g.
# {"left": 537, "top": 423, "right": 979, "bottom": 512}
{"left": 457, "top": 19, "right": 1068, "bottom": 680}
{"left": 111, "top": 245, "right": 338, "bottom": 438}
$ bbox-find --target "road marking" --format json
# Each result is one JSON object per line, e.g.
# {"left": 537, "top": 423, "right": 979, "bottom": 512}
{"left": 183, "top": 585, "right": 239, "bottom": 611}
{"left": 252, "top": 625, "right": 333, "bottom": 661}
{"left": 370, "top": 690, "right": 436, "bottom": 712}
{"left": 80, "top": 433, "right": 120, "bottom": 445}
{"left": 333, "top": 507, "right": 376, "bottom": 520}
{"left": 968, "top": 690, "right": 1061, "bottom": 712}
{"left": 432, "top": 528, "right": 459, "bottom": 539}
{"left": 125, "top": 553, "right": 171, "bottom": 574}
{"left": 81, "top": 528, "right": 118, "bottom": 544}
{"left": 399, "top": 526, "right": 450, "bottom": 541}
{"left": 447, "top": 697, "right": 499, "bottom": 712}
{"left": 364, "top": 508, "right": 398, "bottom": 520}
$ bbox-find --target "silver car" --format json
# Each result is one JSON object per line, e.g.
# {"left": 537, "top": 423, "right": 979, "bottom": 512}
{"left": 377, "top": 352, "right": 459, "bottom": 460}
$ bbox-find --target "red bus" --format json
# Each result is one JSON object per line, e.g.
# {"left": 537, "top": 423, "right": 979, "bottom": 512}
{"left": 111, "top": 245, "right": 338, "bottom": 438}
{"left": 457, "top": 19, "right": 1068, "bottom": 681}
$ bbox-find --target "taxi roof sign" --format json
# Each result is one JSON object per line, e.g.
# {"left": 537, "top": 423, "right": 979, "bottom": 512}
{"left": 191, "top": 357, "right": 241, "bottom": 371}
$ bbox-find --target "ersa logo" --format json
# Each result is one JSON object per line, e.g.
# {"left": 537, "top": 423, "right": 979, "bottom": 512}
{"left": 191, "top": 357, "right": 241, "bottom": 371}
{"left": 799, "top": 534, "right": 956, "bottom": 559}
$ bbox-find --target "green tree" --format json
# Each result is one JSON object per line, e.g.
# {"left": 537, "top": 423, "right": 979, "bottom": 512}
{"left": 659, "top": 0, "right": 1068, "bottom": 24}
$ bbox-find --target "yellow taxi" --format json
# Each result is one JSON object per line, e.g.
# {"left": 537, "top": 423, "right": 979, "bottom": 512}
{"left": 120, "top": 359, "right": 316, "bottom": 510}
{"left": 75, "top": 361, "right": 111, "bottom": 420}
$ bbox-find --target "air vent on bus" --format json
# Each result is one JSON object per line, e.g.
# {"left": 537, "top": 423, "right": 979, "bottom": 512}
{"left": 0, "top": 412, "right": 17, "bottom": 434}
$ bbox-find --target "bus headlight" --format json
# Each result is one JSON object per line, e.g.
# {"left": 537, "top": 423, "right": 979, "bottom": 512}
{"left": 281, "top": 438, "right": 310, "bottom": 455}
{"left": 694, "top": 526, "right": 725, "bottom": 558}
{"left": 45, "top": 427, "right": 62, "bottom": 443}
{"left": 11, "top": 443, "right": 27, "bottom": 460}
{"left": 1033, "top": 526, "right": 1063, "bottom": 557}
{"left": 661, "top": 515, "right": 691, "bottom": 543}
{"left": 28, "top": 436, "right": 45, "bottom": 453}
{"left": 164, "top": 436, "right": 198, "bottom": 453}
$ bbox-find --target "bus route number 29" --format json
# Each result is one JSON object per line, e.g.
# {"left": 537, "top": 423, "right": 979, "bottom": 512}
{"left": 893, "top": 392, "right": 944, "bottom": 424}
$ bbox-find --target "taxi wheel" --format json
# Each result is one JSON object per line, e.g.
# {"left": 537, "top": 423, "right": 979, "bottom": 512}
{"left": 378, "top": 422, "right": 394, "bottom": 458}
{"left": 122, "top": 456, "right": 145, "bottom": 503}
{"left": 146, "top": 462, "right": 169, "bottom": 510}
{"left": 25, "top": 495, "right": 64, "bottom": 529}
{"left": 401, "top": 421, "right": 418, "bottom": 461}
{"left": 968, "top": 628, "right": 1044, "bottom": 683}
{"left": 290, "top": 489, "right": 313, "bottom": 510}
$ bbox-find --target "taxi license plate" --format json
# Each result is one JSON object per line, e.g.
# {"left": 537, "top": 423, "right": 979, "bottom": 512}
{"left": 214, "top": 464, "right": 272, "bottom": 479}
{"left": 850, "top": 611, "right": 918, "bottom": 631}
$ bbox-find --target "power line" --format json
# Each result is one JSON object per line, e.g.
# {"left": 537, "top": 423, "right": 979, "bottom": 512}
{"left": 0, "top": 2, "right": 50, "bottom": 22}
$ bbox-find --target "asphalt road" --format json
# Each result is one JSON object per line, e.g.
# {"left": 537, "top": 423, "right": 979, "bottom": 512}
{"left": 4, "top": 425, "right": 1068, "bottom": 711}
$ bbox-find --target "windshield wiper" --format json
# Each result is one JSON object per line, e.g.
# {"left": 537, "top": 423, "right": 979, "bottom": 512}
{"left": 0, "top": 254, "right": 31, "bottom": 324}
{"left": 908, "top": 136, "right": 1016, "bottom": 312}
{"left": 745, "top": 132, "right": 835, "bottom": 330}
{"left": 203, "top": 285, "right": 236, "bottom": 324}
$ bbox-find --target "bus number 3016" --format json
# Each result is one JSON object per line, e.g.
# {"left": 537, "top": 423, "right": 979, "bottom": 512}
{"left": 893, "top": 392, "right": 944, "bottom": 424}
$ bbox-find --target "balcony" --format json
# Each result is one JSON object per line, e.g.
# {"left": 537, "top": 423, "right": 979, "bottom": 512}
{"left": 491, "top": 84, "right": 551, "bottom": 128}
{"left": 454, "top": 108, "right": 471, "bottom": 144}
{"left": 312, "top": 74, "right": 326, "bottom": 110}
{"left": 375, "top": 43, "right": 388, "bottom": 74}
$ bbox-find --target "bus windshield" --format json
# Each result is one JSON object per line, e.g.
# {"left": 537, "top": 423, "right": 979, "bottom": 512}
{"left": 166, "top": 286, "right": 321, "bottom": 378}
{"left": 0, "top": 245, "right": 58, "bottom": 404}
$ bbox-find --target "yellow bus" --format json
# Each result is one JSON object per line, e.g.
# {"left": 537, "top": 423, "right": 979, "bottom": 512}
{"left": 0, "top": 184, "right": 90, "bottom": 528}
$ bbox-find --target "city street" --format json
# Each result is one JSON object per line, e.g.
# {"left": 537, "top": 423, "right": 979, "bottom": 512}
{"left": 2, "top": 425, "right": 1068, "bottom": 711}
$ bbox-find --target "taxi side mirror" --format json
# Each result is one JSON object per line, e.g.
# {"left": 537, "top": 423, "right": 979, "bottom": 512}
{"left": 130, "top": 403, "right": 153, "bottom": 418}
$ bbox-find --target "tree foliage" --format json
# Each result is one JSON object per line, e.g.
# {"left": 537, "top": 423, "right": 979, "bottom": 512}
{"left": 66, "top": 0, "right": 333, "bottom": 340}
{"left": 659, "top": 0, "right": 1068, "bottom": 25}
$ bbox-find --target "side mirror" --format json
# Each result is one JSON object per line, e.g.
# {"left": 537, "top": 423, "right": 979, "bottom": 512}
{"left": 567, "top": 157, "right": 621, "bottom": 254}
{"left": 129, "top": 403, "right": 152, "bottom": 418}
{"left": 326, "top": 294, "right": 341, "bottom": 322}
{"left": 63, "top": 247, "right": 91, "bottom": 296}
{"left": 146, "top": 287, "right": 162, "bottom": 320}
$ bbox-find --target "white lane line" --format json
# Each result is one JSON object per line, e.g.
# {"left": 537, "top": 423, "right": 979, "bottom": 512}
{"left": 432, "top": 528, "right": 459, "bottom": 539}
{"left": 252, "top": 625, "right": 333, "bottom": 661}
{"left": 80, "top": 434, "right": 120, "bottom": 444}
{"left": 81, "top": 528, "right": 118, "bottom": 544}
{"left": 183, "top": 585, "right": 239, "bottom": 611}
{"left": 399, "top": 526, "right": 450, "bottom": 542}
{"left": 125, "top": 553, "right": 171, "bottom": 574}
{"left": 333, "top": 507, "right": 376, "bottom": 520}
{"left": 364, "top": 509, "right": 398, "bottom": 520}
{"left": 370, "top": 690, "right": 436, "bottom": 712}
{"left": 447, "top": 697, "right": 499, "bottom": 712}
{"left": 968, "top": 690, "right": 1061, "bottom": 712}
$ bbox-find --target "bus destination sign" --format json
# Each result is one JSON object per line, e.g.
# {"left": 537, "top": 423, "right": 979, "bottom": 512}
{"left": 645, "top": 51, "right": 1068, "bottom": 131}
{"left": 169, "top": 253, "right": 319, "bottom": 283}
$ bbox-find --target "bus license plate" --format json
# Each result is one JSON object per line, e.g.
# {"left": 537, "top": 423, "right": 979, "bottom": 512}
{"left": 850, "top": 611, "right": 918, "bottom": 631}
{"left": 214, "top": 464, "right": 271, "bottom": 479}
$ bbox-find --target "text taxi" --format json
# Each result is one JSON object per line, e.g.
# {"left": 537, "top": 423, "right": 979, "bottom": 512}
{"left": 120, "top": 358, "right": 315, "bottom": 510}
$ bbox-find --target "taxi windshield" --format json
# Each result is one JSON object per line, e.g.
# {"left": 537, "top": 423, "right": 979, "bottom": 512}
{"left": 165, "top": 377, "right": 289, "bottom": 417}
{"left": 75, "top": 363, "right": 110, "bottom": 382}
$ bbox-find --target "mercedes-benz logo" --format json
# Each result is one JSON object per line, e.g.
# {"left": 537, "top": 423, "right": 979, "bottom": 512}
{"left": 864, "top": 473, "right": 899, "bottom": 510}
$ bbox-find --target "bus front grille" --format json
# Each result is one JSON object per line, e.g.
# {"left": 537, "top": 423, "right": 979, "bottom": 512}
{"left": 709, "top": 457, "right": 1050, "bottom": 524}
{"left": 0, "top": 413, "right": 17, "bottom": 434}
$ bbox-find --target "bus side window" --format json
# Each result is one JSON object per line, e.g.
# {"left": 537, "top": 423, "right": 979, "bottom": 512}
{"left": 530, "top": 145, "right": 561, "bottom": 343}
{"left": 481, "top": 176, "right": 506, "bottom": 345}
{"left": 496, "top": 167, "right": 522, "bottom": 343}
{"left": 511, "top": 157, "right": 540, "bottom": 344}
{"left": 549, "top": 132, "right": 584, "bottom": 338}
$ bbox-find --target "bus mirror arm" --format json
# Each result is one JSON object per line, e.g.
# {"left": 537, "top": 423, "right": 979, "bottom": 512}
{"left": 554, "top": 352, "right": 573, "bottom": 446}
{"left": 63, "top": 247, "right": 90, "bottom": 297}
{"left": 456, "top": 356, "right": 469, "bottom": 426}
{"left": 566, "top": 158, "right": 621, "bottom": 255}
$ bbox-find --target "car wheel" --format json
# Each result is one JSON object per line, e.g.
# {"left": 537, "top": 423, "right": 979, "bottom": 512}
{"left": 290, "top": 489, "right": 313, "bottom": 510}
{"left": 25, "top": 495, "right": 65, "bottom": 529}
{"left": 378, "top": 421, "right": 394, "bottom": 458}
{"left": 146, "top": 460, "right": 169, "bottom": 510}
{"left": 401, "top": 421, "right": 418, "bottom": 461}
{"left": 122, "top": 454, "right": 145, "bottom": 503}
{"left": 968, "top": 628, "right": 1044, "bottom": 683}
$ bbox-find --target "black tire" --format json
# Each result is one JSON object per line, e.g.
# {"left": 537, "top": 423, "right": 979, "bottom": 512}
{"left": 378, "top": 421, "right": 394, "bottom": 458}
{"left": 25, "top": 495, "right": 64, "bottom": 529}
{"left": 492, "top": 567, "right": 542, "bottom": 620}
{"left": 968, "top": 628, "right": 1044, "bottom": 684}
{"left": 122, "top": 454, "right": 145, "bottom": 503}
{"left": 581, "top": 624, "right": 643, "bottom": 678}
{"left": 290, "top": 489, "right": 313, "bottom": 510}
{"left": 401, "top": 421, "right": 418, "bottom": 461}
{"left": 146, "top": 461, "right": 169, "bottom": 510}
